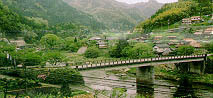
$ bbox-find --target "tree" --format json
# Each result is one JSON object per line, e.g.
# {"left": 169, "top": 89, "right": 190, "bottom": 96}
{"left": 63, "top": 37, "right": 80, "bottom": 52}
{"left": 44, "top": 51, "right": 65, "bottom": 66}
{"left": 10, "top": 48, "right": 42, "bottom": 67}
{"left": 60, "top": 83, "right": 72, "bottom": 98}
{"left": 128, "top": 43, "right": 155, "bottom": 59}
{"left": 0, "top": 42, "right": 16, "bottom": 67}
{"left": 176, "top": 45, "right": 195, "bottom": 55}
{"left": 109, "top": 39, "right": 129, "bottom": 58}
{"left": 22, "top": 52, "right": 42, "bottom": 66}
{"left": 203, "top": 41, "right": 213, "bottom": 53}
{"left": 40, "top": 34, "right": 60, "bottom": 49}
{"left": 84, "top": 47, "right": 100, "bottom": 58}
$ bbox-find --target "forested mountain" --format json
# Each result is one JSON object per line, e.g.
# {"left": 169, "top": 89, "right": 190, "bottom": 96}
{"left": 2, "top": 0, "right": 105, "bottom": 31}
{"left": 134, "top": 0, "right": 213, "bottom": 33}
{"left": 0, "top": 0, "right": 46, "bottom": 36}
{"left": 64, "top": 0, "right": 163, "bottom": 31}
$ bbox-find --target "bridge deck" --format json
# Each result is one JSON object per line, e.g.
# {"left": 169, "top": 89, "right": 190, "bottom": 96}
{"left": 71, "top": 54, "right": 208, "bottom": 70}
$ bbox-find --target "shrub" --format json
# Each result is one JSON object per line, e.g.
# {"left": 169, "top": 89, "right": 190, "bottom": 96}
{"left": 0, "top": 78, "right": 41, "bottom": 91}
{"left": 0, "top": 68, "right": 84, "bottom": 85}
{"left": 84, "top": 47, "right": 100, "bottom": 58}
{"left": 176, "top": 45, "right": 195, "bottom": 55}
{"left": 128, "top": 43, "right": 155, "bottom": 59}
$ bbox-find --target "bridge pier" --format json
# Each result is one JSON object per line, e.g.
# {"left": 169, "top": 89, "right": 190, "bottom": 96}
{"left": 136, "top": 66, "right": 154, "bottom": 98}
{"left": 175, "top": 61, "right": 205, "bottom": 74}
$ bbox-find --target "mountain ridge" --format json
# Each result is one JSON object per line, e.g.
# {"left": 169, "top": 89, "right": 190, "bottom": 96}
{"left": 64, "top": 0, "right": 163, "bottom": 31}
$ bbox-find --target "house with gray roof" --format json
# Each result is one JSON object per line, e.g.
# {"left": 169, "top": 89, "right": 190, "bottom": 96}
{"left": 153, "top": 44, "right": 172, "bottom": 56}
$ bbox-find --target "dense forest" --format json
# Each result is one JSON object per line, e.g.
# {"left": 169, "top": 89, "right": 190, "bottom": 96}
{"left": 0, "top": 0, "right": 98, "bottom": 44}
{"left": 134, "top": 0, "right": 213, "bottom": 33}
{"left": 1, "top": 0, "right": 105, "bottom": 31}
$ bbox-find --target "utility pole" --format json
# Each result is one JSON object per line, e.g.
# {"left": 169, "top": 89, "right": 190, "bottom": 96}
{"left": 168, "top": 19, "right": 170, "bottom": 30}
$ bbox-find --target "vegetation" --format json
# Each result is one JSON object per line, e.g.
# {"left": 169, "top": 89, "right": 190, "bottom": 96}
{"left": 127, "top": 43, "right": 155, "bottom": 59}
{"left": 175, "top": 45, "right": 195, "bottom": 55}
{"left": 109, "top": 39, "right": 129, "bottom": 58}
{"left": 84, "top": 47, "right": 100, "bottom": 58}
{"left": 0, "top": 87, "right": 89, "bottom": 98}
{"left": 135, "top": 0, "right": 213, "bottom": 33}
{"left": 44, "top": 51, "right": 65, "bottom": 66}
{"left": 1, "top": 0, "right": 105, "bottom": 31}
{"left": 204, "top": 41, "right": 213, "bottom": 53}
{"left": 0, "top": 78, "right": 41, "bottom": 91}
{"left": 155, "top": 66, "right": 213, "bottom": 86}
{"left": 0, "top": 68, "right": 84, "bottom": 85}
{"left": 40, "top": 34, "right": 61, "bottom": 50}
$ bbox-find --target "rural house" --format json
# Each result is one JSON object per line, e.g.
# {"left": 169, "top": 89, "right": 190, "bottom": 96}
{"left": 10, "top": 37, "right": 26, "bottom": 49}
{"left": 153, "top": 44, "right": 172, "bottom": 56}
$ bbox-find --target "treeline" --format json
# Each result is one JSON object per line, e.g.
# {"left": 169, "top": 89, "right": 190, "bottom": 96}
{"left": 135, "top": 0, "right": 212, "bottom": 33}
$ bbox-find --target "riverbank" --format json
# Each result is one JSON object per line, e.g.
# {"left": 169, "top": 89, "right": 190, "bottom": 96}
{"left": 154, "top": 65, "right": 213, "bottom": 86}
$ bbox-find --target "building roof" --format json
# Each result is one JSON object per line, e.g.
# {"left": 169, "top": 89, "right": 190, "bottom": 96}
{"left": 98, "top": 41, "right": 107, "bottom": 45}
{"left": 191, "top": 16, "right": 201, "bottom": 18}
{"left": 89, "top": 36, "right": 102, "bottom": 40}
{"left": 155, "top": 44, "right": 170, "bottom": 48}
{"left": 10, "top": 40, "right": 26, "bottom": 47}
{"left": 167, "top": 36, "right": 177, "bottom": 38}
{"left": 183, "top": 38, "right": 195, "bottom": 42}
{"left": 182, "top": 18, "right": 191, "bottom": 21}
{"left": 194, "top": 32, "right": 202, "bottom": 35}
{"left": 154, "top": 36, "right": 163, "bottom": 38}
{"left": 189, "top": 41, "right": 201, "bottom": 48}
{"left": 204, "top": 27, "right": 213, "bottom": 34}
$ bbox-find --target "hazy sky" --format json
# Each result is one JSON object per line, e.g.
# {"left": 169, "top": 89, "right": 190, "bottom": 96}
{"left": 116, "top": 0, "right": 178, "bottom": 4}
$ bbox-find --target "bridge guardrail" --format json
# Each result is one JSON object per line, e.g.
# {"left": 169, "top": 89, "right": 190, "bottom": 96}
{"left": 72, "top": 54, "right": 208, "bottom": 70}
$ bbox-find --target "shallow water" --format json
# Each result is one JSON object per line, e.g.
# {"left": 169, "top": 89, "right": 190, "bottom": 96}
{"left": 80, "top": 69, "right": 213, "bottom": 98}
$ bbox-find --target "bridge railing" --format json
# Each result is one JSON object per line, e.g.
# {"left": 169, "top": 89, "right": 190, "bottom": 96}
{"left": 71, "top": 54, "right": 207, "bottom": 69}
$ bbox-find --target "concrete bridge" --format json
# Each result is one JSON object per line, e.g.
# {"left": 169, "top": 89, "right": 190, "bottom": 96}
{"left": 71, "top": 54, "right": 210, "bottom": 71}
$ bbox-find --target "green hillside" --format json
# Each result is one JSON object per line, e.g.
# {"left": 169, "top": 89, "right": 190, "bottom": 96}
{"left": 2, "top": 0, "right": 105, "bottom": 31}
{"left": 0, "top": 0, "right": 46, "bottom": 36}
{"left": 134, "top": 0, "right": 212, "bottom": 33}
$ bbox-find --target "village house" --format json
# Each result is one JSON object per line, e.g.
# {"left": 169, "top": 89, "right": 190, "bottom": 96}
{"left": 168, "top": 28, "right": 180, "bottom": 33}
{"left": 10, "top": 37, "right": 26, "bottom": 49}
{"left": 182, "top": 18, "right": 192, "bottom": 24}
{"left": 183, "top": 38, "right": 195, "bottom": 42}
{"left": 153, "top": 44, "right": 172, "bottom": 56}
{"left": 167, "top": 36, "right": 177, "bottom": 40}
{"left": 97, "top": 41, "right": 107, "bottom": 49}
{"left": 203, "top": 27, "right": 213, "bottom": 35}
{"left": 191, "top": 16, "right": 202, "bottom": 23}
{"left": 194, "top": 29, "right": 203, "bottom": 35}
{"left": 153, "top": 36, "right": 163, "bottom": 41}
{"left": 182, "top": 38, "right": 202, "bottom": 48}
{"left": 133, "top": 28, "right": 143, "bottom": 33}
{"left": 168, "top": 40, "right": 179, "bottom": 46}
{"left": 89, "top": 36, "right": 102, "bottom": 41}
{"left": 189, "top": 41, "right": 202, "bottom": 48}
{"left": 182, "top": 16, "right": 202, "bottom": 24}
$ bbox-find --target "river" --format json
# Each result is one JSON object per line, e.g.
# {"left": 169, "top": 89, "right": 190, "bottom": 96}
{"left": 80, "top": 67, "right": 213, "bottom": 98}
